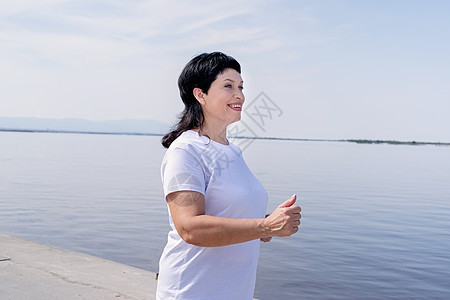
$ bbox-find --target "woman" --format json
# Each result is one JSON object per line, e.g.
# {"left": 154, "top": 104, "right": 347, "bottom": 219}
{"left": 157, "top": 52, "right": 301, "bottom": 299}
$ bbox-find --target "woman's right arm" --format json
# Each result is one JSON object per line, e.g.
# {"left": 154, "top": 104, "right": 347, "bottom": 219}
{"left": 167, "top": 191, "right": 301, "bottom": 247}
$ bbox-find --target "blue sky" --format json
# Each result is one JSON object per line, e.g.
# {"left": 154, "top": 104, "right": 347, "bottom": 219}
{"left": 1, "top": 0, "right": 449, "bottom": 141}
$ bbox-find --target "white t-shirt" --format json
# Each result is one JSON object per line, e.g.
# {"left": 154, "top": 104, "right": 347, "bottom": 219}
{"left": 156, "top": 130, "right": 268, "bottom": 300}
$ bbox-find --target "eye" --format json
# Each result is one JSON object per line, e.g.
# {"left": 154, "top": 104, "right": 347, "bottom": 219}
{"left": 224, "top": 84, "right": 232, "bottom": 88}
{"left": 238, "top": 86, "right": 244, "bottom": 90}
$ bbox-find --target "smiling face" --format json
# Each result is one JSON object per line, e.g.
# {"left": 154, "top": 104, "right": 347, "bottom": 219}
{"left": 194, "top": 68, "right": 245, "bottom": 130}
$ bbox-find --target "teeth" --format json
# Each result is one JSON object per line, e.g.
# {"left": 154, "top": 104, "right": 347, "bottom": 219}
{"left": 228, "top": 104, "right": 242, "bottom": 108}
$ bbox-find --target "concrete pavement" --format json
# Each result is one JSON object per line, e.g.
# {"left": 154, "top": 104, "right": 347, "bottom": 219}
{"left": 0, "top": 233, "right": 157, "bottom": 300}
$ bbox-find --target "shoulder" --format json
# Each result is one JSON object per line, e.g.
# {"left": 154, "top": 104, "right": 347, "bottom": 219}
{"left": 161, "top": 131, "right": 209, "bottom": 196}
{"left": 167, "top": 130, "right": 209, "bottom": 156}
{"left": 163, "top": 130, "right": 244, "bottom": 170}
{"left": 162, "top": 130, "right": 209, "bottom": 168}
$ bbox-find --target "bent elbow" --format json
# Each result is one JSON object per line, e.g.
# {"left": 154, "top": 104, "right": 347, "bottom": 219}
{"left": 178, "top": 227, "right": 203, "bottom": 246}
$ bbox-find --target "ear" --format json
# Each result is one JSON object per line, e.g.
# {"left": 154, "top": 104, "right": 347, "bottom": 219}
{"left": 193, "top": 88, "right": 206, "bottom": 105}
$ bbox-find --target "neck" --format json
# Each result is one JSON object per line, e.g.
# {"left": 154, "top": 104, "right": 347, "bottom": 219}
{"left": 194, "top": 122, "right": 229, "bottom": 145}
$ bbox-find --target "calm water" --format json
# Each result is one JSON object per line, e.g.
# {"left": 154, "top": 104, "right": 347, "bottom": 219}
{"left": 1, "top": 131, "right": 449, "bottom": 299}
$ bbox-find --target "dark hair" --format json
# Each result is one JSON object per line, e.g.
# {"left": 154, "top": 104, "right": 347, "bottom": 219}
{"left": 161, "top": 52, "right": 241, "bottom": 148}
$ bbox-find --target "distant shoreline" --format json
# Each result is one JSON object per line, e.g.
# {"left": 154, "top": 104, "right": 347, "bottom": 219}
{"left": 0, "top": 128, "right": 163, "bottom": 137}
{"left": 1, "top": 128, "right": 449, "bottom": 147}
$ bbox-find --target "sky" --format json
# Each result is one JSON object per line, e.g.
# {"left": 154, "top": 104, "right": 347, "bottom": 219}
{"left": 1, "top": 0, "right": 449, "bottom": 142}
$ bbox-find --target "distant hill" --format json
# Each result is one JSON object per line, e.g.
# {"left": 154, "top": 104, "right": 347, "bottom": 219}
{"left": 0, "top": 117, "right": 171, "bottom": 134}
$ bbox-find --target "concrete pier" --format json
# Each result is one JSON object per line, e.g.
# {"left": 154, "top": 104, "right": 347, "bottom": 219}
{"left": 0, "top": 233, "right": 157, "bottom": 299}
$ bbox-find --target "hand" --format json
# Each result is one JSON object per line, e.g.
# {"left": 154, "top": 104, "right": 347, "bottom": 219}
{"left": 262, "top": 194, "right": 301, "bottom": 238}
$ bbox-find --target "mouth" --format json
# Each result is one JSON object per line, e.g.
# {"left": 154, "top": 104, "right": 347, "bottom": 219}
{"left": 227, "top": 103, "right": 242, "bottom": 111}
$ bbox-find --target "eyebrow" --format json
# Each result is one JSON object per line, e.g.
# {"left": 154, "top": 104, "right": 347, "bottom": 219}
{"left": 223, "top": 79, "right": 244, "bottom": 83}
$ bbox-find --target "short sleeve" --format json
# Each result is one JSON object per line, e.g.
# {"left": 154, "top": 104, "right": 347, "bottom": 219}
{"left": 161, "top": 147, "right": 206, "bottom": 198}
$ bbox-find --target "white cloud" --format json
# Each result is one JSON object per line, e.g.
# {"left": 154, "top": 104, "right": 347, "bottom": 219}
{"left": 0, "top": 0, "right": 72, "bottom": 16}
{"left": 1, "top": 0, "right": 449, "bottom": 140}
{"left": 0, "top": 0, "right": 288, "bottom": 68}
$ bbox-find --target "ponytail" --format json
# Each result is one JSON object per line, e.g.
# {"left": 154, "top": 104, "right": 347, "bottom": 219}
{"left": 161, "top": 102, "right": 204, "bottom": 148}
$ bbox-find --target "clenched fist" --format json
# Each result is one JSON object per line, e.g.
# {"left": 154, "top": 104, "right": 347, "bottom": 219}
{"left": 262, "top": 194, "right": 301, "bottom": 238}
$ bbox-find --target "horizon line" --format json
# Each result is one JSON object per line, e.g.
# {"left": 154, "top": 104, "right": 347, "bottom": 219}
{"left": 1, "top": 128, "right": 449, "bottom": 147}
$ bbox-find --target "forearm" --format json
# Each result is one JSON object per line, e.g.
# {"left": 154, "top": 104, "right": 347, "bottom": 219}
{"left": 167, "top": 191, "right": 300, "bottom": 247}
{"left": 179, "top": 215, "right": 268, "bottom": 247}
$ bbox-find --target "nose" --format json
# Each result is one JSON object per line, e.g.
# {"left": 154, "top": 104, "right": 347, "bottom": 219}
{"left": 235, "top": 89, "right": 245, "bottom": 102}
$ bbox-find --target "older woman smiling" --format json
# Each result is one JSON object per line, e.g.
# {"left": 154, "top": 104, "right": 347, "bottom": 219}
{"left": 157, "top": 52, "right": 301, "bottom": 300}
